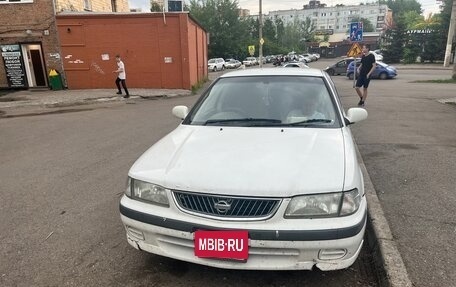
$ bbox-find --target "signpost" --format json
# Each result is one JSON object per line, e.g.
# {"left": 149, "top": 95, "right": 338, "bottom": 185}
{"left": 349, "top": 22, "right": 363, "bottom": 87}
{"left": 347, "top": 42, "right": 362, "bottom": 57}
{"left": 248, "top": 45, "right": 255, "bottom": 56}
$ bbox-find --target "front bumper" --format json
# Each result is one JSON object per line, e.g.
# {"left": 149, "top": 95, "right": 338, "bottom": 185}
{"left": 119, "top": 195, "right": 367, "bottom": 271}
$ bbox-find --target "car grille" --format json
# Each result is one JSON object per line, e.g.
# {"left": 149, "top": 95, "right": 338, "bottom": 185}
{"left": 172, "top": 191, "right": 281, "bottom": 220}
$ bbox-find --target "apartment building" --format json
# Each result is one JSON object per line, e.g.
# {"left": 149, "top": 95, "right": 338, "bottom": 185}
{"left": 257, "top": 1, "right": 393, "bottom": 42}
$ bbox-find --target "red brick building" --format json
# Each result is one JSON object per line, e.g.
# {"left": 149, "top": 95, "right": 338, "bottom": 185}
{"left": 1, "top": 0, "right": 207, "bottom": 91}
{"left": 56, "top": 12, "right": 208, "bottom": 90}
{"left": 0, "top": 0, "right": 63, "bottom": 89}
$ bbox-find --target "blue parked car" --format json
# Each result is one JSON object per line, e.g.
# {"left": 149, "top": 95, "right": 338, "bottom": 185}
{"left": 346, "top": 61, "right": 397, "bottom": 80}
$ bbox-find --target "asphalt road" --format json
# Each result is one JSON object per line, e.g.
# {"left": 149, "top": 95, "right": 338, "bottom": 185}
{"left": 2, "top": 59, "right": 454, "bottom": 287}
{"left": 309, "top": 59, "right": 456, "bottom": 287}
{"left": 0, "top": 91, "right": 378, "bottom": 286}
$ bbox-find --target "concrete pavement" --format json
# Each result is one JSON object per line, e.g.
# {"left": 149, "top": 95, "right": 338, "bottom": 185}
{"left": 0, "top": 88, "right": 191, "bottom": 114}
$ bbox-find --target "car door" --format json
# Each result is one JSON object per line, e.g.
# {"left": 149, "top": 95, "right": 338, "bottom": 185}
{"left": 335, "top": 60, "right": 347, "bottom": 75}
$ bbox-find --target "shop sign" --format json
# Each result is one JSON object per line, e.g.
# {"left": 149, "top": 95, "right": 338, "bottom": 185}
{"left": 1, "top": 44, "right": 27, "bottom": 88}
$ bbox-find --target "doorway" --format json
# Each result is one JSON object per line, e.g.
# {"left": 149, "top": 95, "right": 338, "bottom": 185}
{"left": 21, "top": 43, "right": 47, "bottom": 87}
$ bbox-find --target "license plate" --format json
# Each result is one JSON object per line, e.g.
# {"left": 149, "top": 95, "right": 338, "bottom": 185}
{"left": 194, "top": 230, "right": 249, "bottom": 260}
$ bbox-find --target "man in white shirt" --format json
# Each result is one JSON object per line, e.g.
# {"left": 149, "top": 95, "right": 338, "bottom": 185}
{"left": 113, "top": 55, "right": 129, "bottom": 98}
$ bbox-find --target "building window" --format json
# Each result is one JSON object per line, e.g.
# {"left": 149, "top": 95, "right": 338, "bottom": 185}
{"left": 0, "top": 0, "right": 34, "bottom": 3}
{"left": 336, "top": 25, "right": 339, "bottom": 29}
{"left": 111, "top": 0, "right": 117, "bottom": 12}
{"left": 84, "top": 0, "right": 92, "bottom": 10}
{"left": 320, "top": 26, "right": 325, "bottom": 29}
{"left": 313, "top": 12, "right": 318, "bottom": 17}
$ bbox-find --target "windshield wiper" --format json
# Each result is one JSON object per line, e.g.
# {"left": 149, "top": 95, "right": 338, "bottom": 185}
{"left": 203, "top": 118, "right": 282, "bottom": 126}
{"left": 283, "top": 119, "right": 333, "bottom": 126}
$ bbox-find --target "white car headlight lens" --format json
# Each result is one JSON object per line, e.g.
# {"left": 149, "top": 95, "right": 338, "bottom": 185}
{"left": 128, "top": 178, "right": 169, "bottom": 206}
{"left": 285, "top": 193, "right": 342, "bottom": 218}
{"left": 285, "top": 189, "right": 361, "bottom": 218}
{"left": 125, "top": 177, "right": 132, "bottom": 197}
{"left": 340, "top": 188, "right": 361, "bottom": 216}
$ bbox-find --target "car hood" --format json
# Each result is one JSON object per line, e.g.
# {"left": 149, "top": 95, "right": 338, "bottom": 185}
{"left": 129, "top": 125, "right": 346, "bottom": 197}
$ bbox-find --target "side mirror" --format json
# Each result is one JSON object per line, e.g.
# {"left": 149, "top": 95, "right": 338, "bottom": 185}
{"left": 172, "top": 105, "right": 188, "bottom": 120}
{"left": 345, "top": 107, "right": 368, "bottom": 124}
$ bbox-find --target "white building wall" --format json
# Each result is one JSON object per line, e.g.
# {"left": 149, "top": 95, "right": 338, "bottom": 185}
{"left": 258, "top": 4, "right": 389, "bottom": 34}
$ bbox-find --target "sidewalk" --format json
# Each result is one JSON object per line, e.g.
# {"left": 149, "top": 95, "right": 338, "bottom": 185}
{"left": 0, "top": 88, "right": 192, "bottom": 111}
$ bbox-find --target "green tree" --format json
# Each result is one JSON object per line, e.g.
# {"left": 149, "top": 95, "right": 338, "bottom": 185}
{"left": 150, "top": 1, "right": 162, "bottom": 12}
{"left": 403, "top": 10, "right": 424, "bottom": 29}
{"left": 379, "top": 0, "right": 422, "bottom": 15}
{"left": 188, "top": 0, "right": 247, "bottom": 59}
{"left": 383, "top": 14, "right": 407, "bottom": 63}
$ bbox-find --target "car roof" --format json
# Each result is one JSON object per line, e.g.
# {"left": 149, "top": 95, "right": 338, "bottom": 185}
{"left": 220, "top": 68, "right": 324, "bottom": 78}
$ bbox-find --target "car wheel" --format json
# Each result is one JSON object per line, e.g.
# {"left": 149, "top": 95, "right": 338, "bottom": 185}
{"left": 222, "top": 65, "right": 225, "bottom": 70}
{"left": 348, "top": 73, "right": 354, "bottom": 80}
{"left": 379, "top": 72, "right": 387, "bottom": 80}
{"left": 327, "top": 69, "right": 335, "bottom": 76}
{"left": 213, "top": 66, "right": 217, "bottom": 72}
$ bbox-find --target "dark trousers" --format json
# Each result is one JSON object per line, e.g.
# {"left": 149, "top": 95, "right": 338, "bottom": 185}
{"left": 115, "top": 78, "right": 129, "bottom": 96}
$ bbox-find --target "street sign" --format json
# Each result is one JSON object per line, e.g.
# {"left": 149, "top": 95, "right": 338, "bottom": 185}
{"left": 347, "top": 43, "right": 362, "bottom": 57}
{"left": 350, "top": 22, "right": 363, "bottom": 42}
{"left": 248, "top": 45, "right": 255, "bottom": 56}
{"left": 259, "top": 38, "right": 264, "bottom": 45}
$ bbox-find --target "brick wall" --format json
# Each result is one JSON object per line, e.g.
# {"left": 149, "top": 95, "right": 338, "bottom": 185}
{"left": 56, "top": 13, "right": 208, "bottom": 89}
{"left": 0, "top": 0, "right": 64, "bottom": 88}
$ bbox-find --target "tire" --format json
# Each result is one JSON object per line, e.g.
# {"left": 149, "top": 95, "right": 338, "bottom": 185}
{"left": 327, "top": 69, "right": 335, "bottom": 76}
{"left": 348, "top": 73, "right": 354, "bottom": 80}
{"left": 213, "top": 66, "right": 217, "bottom": 72}
{"left": 222, "top": 65, "right": 225, "bottom": 71}
{"left": 379, "top": 72, "right": 387, "bottom": 80}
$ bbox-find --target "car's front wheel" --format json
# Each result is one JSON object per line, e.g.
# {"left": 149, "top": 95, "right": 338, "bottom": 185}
{"left": 326, "top": 69, "right": 335, "bottom": 76}
{"left": 379, "top": 72, "right": 387, "bottom": 80}
{"left": 348, "top": 73, "right": 354, "bottom": 80}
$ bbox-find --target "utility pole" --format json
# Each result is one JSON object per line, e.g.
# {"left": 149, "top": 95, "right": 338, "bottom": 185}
{"left": 443, "top": 0, "right": 456, "bottom": 67}
{"left": 259, "top": 0, "right": 263, "bottom": 68}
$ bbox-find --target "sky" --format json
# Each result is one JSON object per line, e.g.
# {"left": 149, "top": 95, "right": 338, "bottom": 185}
{"left": 128, "top": 0, "right": 441, "bottom": 17}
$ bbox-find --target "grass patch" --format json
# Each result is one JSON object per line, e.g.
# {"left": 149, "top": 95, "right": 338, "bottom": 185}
{"left": 191, "top": 77, "right": 209, "bottom": 95}
{"left": 412, "top": 79, "right": 456, "bottom": 84}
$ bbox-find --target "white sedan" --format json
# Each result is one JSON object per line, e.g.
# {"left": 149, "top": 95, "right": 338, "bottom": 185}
{"left": 120, "top": 68, "right": 368, "bottom": 271}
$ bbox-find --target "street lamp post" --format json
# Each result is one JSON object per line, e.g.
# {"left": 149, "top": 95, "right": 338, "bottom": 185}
{"left": 259, "top": 0, "right": 263, "bottom": 68}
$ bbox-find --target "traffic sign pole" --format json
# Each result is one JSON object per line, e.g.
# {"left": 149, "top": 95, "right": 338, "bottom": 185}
{"left": 259, "top": 0, "right": 263, "bottom": 68}
{"left": 353, "top": 60, "right": 357, "bottom": 88}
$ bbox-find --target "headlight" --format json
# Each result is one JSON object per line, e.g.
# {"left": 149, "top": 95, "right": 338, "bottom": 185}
{"left": 126, "top": 177, "right": 170, "bottom": 207}
{"left": 340, "top": 188, "right": 361, "bottom": 216}
{"left": 285, "top": 189, "right": 361, "bottom": 218}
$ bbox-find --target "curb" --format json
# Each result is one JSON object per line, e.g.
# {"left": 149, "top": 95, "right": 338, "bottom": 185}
{"left": 356, "top": 145, "right": 413, "bottom": 287}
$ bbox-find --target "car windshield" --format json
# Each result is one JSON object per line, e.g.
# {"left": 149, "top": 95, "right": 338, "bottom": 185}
{"left": 185, "top": 76, "right": 339, "bottom": 127}
{"left": 208, "top": 59, "right": 216, "bottom": 63}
